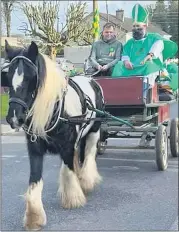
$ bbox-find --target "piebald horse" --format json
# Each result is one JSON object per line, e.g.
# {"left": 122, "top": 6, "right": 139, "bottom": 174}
{"left": 4, "top": 40, "right": 104, "bottom": 230}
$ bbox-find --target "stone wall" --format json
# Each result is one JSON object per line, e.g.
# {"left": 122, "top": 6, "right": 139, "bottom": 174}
{"left": 64, "top": 46, "right": 91, "bottom": 68}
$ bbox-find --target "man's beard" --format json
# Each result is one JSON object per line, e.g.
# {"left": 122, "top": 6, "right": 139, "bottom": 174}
{"left": 132, "top": 28, "right": 145, "bottom": 40}
{"left": 103, "top": 34, "right": 115, "bottom": 42}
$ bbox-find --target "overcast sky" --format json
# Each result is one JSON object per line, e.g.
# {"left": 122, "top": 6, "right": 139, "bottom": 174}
{"left": 7, "top": 1, "right": 156, "bottom": 35}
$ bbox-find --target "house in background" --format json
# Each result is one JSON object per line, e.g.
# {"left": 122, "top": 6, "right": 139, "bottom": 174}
{"left": 1, "top": 36, "right": 23, "bottom": 47}
{"left": 86, "top": 9, "right": 171, "bottom": 43}
{"left": 64, "top": 9, "right": 171, "bottom": 66}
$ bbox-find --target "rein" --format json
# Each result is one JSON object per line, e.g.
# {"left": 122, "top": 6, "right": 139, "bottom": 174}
{"left": 22, "top": 89, "right": 67, "bottom": 142}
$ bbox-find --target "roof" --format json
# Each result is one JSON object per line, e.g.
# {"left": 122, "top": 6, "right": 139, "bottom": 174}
{"left": 87, "top": 12, "right": 169, "bottom": 36}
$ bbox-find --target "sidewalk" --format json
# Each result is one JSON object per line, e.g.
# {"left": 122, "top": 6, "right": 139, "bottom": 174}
{"left": 1, "top": 124, "right": 24, "bottom": 136}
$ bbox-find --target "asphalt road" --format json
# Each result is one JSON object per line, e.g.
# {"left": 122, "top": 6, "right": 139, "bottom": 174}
{"left": 1, "top": 102, "right": 178, "bottom": 231}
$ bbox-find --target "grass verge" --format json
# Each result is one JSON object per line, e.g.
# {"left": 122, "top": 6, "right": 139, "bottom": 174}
{"left": 1, "top": 93, "right": 9, "bottom": 120}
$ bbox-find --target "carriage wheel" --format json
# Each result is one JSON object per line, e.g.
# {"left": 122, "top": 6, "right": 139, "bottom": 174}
{"left": 170, "top": 118, "right": 179, "bottom": 157}
{"left": 97, "top": 129, "right": 108, "bottom": 156}
{"left": 155, "top": 125, "right": 168, "bottom": 171}
{"left": 97, "top": 140, "right": 107, "bottom": 156}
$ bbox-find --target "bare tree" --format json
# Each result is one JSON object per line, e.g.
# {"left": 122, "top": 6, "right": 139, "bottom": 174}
{"left": 1, "top": 0, "right": 19, "bottom": 37}
{"left": 19, "top": 0, "right": 92, "bottom": 60}
{"left": 146, "top": 4, "right": 155, "bottom": 22}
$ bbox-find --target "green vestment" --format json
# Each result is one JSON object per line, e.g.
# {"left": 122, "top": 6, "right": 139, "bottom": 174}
{"left": 112, "top": 33, "right": 177, "bottom": 78}
{"left": 162, "top": 62, "right": 178, "bottom": 92}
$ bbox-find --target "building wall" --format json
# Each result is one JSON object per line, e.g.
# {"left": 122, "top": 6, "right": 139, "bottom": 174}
{"left": 64, "top": 46, "right": 91, "bottom": 68}
{"left": 86, "top": 16, "right": 127, "bottom": 44}
{"left": 125, "top": 32, "right": 132, "bottom": 41}
{"left": 1, "top": 37, "right": 22, "bottom": 47}
{"left": 64, "top": 17, "right": 128, "bottom": 66}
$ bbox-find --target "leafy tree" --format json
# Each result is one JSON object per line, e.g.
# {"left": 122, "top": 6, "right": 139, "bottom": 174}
{"left": 148, "top": 0, "right": 178, "bottom": 56}
{"left": 151, "top": 0, "right": 168, "bottom": 32}
{"left": 167, "top": 0, "right": 178, "bottom": 45}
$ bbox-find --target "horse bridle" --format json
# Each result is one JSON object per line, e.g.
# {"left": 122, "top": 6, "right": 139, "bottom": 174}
{"left": 2, "top": 55, "right": 91, "bottom": 143}
{"left": 1, "top": 56, "right": 39, "bottom": 111}
{"left": 2, "top": 55, "right": 69, "bottom": 141}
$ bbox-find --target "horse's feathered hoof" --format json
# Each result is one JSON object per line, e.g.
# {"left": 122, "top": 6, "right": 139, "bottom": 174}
{"left": 79, "top": 172, "right": 102, "bottom": 194}
{"left": 59, "top": 162, "right": 87, "bottom": 209}
{"left": 60, "top": 186, "right": 86, "bottom": 209}
{"left": 79, "top": 156, "right": 102, "bottom": 193}
{"left": 23, "top": 207, "right": 46, "bottom": 231}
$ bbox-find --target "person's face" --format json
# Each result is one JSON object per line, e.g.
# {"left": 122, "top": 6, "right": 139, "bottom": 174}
{"left": 102, "top": 26, "right": 115, "bottom": 41}
{"left": 132, "top": 23, "right": 147, "bottom": 40}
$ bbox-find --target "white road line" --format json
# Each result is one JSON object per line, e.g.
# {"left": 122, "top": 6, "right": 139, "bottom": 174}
{"left": 98, "top": 157, "right": 154, "bottom": 163}
{"left": 169, "top": 159, "right": 179, "bottom": 163}
{"left": 168, "top": 163, "right": 178, "bottom": 166}
{"left": 53, "top": 165, "right": 60, "bottom": 167}
{"left": 167, "top": 168, "right": 178, "bottom": 172}
{"left": 1, "top": 137, "right": 26, "bottom": 144}
{"left": 98, "top": 157, "right": 178, "bottom": 165}
{"left": 112, "top": 165, "right": 139, "bottom": 170}
{"left": 2, "top": 155, "right": 17, "bottom": 158}
{"left": 99, "top": 165, "right": 139, "bottom": 170}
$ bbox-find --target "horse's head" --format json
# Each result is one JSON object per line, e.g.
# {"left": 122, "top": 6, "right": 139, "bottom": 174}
{"left": 5, "top": 40, "right": 39, "bottom": 129}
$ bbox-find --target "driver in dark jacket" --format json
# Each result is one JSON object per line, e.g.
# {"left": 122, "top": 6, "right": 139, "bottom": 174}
{"left": 87, "top": 22, "right": 123, "bottom": 76}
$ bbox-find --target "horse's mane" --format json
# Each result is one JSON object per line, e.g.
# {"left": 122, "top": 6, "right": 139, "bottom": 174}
{"left": 27, "top": 54, "right": 67, "bottom": 139}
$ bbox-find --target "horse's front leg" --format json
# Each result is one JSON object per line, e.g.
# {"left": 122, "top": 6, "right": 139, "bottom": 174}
{"left": 79, "top": 130, "right": 102, "bottom": 193}
{"left": 23, "top": 141, "right": 46, "bottom": 231}
{"left": 58, "top": 147, "right": 86, "bottom": 209}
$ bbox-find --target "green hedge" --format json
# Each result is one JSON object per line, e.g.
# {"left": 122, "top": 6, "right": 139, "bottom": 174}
{"left": 1, "top": 93, "right": 9, "bottom": 119}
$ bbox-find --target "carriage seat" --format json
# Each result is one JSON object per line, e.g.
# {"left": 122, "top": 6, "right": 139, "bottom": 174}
{"left": 158, "top": 88, "right": 176, "bottom": 101}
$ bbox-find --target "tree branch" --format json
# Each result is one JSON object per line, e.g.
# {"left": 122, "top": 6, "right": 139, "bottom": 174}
{"left": 19, "top": 1, "right": 93, "bottom": 57}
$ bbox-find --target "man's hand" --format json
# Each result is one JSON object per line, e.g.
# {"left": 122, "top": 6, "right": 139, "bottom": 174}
{"left": 97, "top": 65, "right": 103, "bottom": 70}
{"left": 124, "top": 60, "right": 133, "bottom": 69}
{"left": 140, "top": 54, "right": 153, "bottom": 65}
{"left": 101, "top": 65, "right": 108, "bottom": 71}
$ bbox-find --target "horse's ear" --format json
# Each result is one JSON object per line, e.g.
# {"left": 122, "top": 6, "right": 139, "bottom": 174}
{"left": 28, "top": 41, "right": 39, "bottom": 61}
{"left": 5, "top": 40, "right": 13, "bottom": 57}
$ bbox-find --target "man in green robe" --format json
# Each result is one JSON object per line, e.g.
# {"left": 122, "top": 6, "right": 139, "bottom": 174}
{"left": 112, "top": 3, "right": 178, "bottom": 88}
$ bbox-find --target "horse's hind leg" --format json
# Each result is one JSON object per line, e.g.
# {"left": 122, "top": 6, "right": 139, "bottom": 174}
{"left": 58, "top": 148, "right": 86, "bottom": 209}
{"left": 23, "top": 141, "right": 46, "bottom": 231}
{"left": 79, "top": 128, "right": 102, "bottom": 193}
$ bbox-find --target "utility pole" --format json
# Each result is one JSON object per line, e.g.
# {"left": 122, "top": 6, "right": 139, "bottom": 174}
{"left": 106, "top": 0, "right": 109, "bottom": 22}
{"left": 93, "top": 0, "right": 97, "bottom": 14}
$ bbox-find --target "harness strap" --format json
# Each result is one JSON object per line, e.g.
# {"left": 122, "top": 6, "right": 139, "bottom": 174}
{"left": 9, "top": 97, "right": 28, "bottom": 110}
{"left": 68, "top": 78, "right": 87, "bottom": 114}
